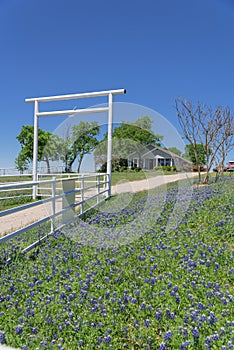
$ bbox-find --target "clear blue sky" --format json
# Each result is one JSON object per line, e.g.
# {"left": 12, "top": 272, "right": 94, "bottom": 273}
{"left": 0, "top": 0, "right": 234, "bottom": 169}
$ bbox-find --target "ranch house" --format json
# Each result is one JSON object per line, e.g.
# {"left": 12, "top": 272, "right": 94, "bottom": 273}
{"left": 128, "top": 144, "right": 193, "bottom": 171}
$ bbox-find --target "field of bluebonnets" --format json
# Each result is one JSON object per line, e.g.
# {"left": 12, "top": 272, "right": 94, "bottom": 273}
{"left": 0, "top": 176, "right": 233, "bottom": 350}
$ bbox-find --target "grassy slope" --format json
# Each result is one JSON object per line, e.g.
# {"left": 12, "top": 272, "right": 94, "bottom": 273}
{"left": 0, "top": 178, "right": 233, "bottom": 349}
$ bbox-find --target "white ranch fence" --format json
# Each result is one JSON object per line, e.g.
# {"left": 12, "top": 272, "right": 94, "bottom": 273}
{"left": 0, "top": 173, "right": 109, "bottom": 255}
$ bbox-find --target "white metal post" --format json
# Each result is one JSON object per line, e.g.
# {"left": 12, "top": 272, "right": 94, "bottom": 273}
{"left": 107, "top": 93, "right": 113, "bottom": 197}
{"left": 51, "top": 177, "right": 56, "bottom": 232}
{"left": 81, "top": 175, "right": 84, "bottom": 214}
{"left": 26, "top": 89, "right": 126, "bottom": 199}
{"left": 32, "top": 101, "right": 39, "bottom": 199}
{"left": 97, "top": 174, "right": 100, "bottom": 204}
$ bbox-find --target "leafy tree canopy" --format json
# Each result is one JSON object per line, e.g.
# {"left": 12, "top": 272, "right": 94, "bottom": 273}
{"left": 164, "top": 147, "right": 182, "bottom": 156}
{"left": 16, "top": 125, "right": 64, "bottom": 173}
{"left": 184, "top": 144, "right": 206, "bottom": 165}
{"left": 112, "top": 116, "right": 163, "bottom": 147}
{"left": 95, "top": 116, "right": 163, "bottom": 171}
{"left": 65, "top": 121, "right": 100, "bottom": 173}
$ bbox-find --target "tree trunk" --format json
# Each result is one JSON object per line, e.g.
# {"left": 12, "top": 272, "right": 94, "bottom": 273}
{"left": 45, "top": 157, "right": 50, "bottom": 174}
{"left": 203, "top": 172, "right": 209, "bottom": 184}
{"left": 64, "top": 154, "right": 70, "bottom": 173}
{"left": 77, "top": 154, "right": 84, "bottom": 173}
{"left": 66, "top": 156, "right": 76, "bottom": 173}
{"left": 198, "top": 165, "right": 201, "bottom": 184}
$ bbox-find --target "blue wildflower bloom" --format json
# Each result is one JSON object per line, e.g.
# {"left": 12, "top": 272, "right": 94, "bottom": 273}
{"left": 164, "top": 330, "right": 173, "bottom": 341}
{"left": 180, "top": 341, "right": 190, "bottom": 349}
{"left": 16, "top": 325, "right": 23, "bottom": 335}
{"left": 211, "top": 332, "right": 220, "bottom": 341}
{"left": 192, "top": 327, "right": 200, "bottom": 339}
{"left": 155, "top": 309, "right": 162, "bottom": 320}
{"left": 0, "top": 332, "right": 6, "bottom": 344}
{"left": 159, "top": 342, "right": 167, "bottom": 350}
{"left": 103, "top": 335, "right": 112, "bottom": 343}
{"left": 144, "top": 319, "right": 150, "bottom": 327}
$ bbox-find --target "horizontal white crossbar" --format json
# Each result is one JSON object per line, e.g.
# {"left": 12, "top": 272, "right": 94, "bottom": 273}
{"left": 25, "top": 89, "right": 126, "bottom": 103}
{"left": 37, "top": 106, "right": 109, "bottom": 117}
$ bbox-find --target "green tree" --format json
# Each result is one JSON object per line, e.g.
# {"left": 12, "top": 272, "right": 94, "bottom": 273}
{"left": 112, "top": 116, "right": 162, "bottom": 147}
{"left": 65, "top": 121, "right": 100, "bottom": 173}
{"left": 95, "top": 116, "right": 163, "bottom": 171}
{"left": 16, "top": 125, "right": 64, "bottom": 173}
{"left": 15, "top": 151, "right": 30, "bottom": 174}
{"left": 165, "top": 147, "right": 182, "bottom": 156}
{"left": 184, "top": 144, "right": 206, "bottom": 165}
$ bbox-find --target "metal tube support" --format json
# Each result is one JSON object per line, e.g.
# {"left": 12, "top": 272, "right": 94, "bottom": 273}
{"left": 37, "top": 106, "right": 109, "bottom": 117}
{"left": 107, "top": 93, "right": 113, "bottom": 198}
{"left": 32, "top": 101, "right": 39, "bottom": 199}
{"left": 25, "top": 89, "right": 126, "bottom": 200}
{"left": 25, "top": 89, "right": 126, "bottom": 103}
{"left": 97, "top": 174, "right": 100, "bottom": 204}
{"left": 81, "top": 176, "right": 84, "bottom": 214}
{"left": 51, "top": 177, "right": 56, "bottom": 232}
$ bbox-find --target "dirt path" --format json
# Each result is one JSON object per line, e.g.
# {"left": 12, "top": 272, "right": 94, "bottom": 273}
{"left": 0, "top": 172, "right": 198, "bottom": 236}
{"left": 112, "top": 172, "right": 197, "bottom": 194}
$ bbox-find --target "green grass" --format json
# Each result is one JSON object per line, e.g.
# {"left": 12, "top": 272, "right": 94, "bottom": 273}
{"left": 0, "top": 177, "right": 233, "bottom": 349}
{"left": 0, "top": 175, "right": 32, "bottom": 183}
{"left": 111, "top": 169, "right": 178, "bottom": 185}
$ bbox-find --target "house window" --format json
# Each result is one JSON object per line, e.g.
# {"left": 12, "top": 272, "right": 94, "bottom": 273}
{"left": 165, "top": 159, "right": 171, "bottom": 166}
{"left": 158, "top": 159, "right": 165, "bottom": 166}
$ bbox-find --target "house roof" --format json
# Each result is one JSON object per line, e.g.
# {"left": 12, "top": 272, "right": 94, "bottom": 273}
{"left": 129, "top": 144, "right": 193, "bottom": 164}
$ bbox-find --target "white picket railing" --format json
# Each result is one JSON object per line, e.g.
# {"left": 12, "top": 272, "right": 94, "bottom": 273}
{"left": 0, "top": 173, "right": 109, "bottom": 254}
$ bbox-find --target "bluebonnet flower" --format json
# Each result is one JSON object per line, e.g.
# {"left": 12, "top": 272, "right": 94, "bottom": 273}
{"left": 121, "top": 304, "right": 126, "bottom": 312}
{"left": 221, "top": 297, "right": 228, "bottom": 305}
{"left": 197, "top": 302, "right": 205, "bottom": 310}
{"left": 103, "top": 335, "right": 112, "bottom": 343}
{"left": 227, "top": 341, "right": 234, "bottom": 349}
{"left": 219, "top": 327, "right": 226, "bottom": 336}
{"left": 180, "top": 341, "right": 190, "bottom": 349}
{"left": 135, "top": 289, "right": 140, "bottom": 297}
{"left": 134, "top": 319, "right": 139, "bottom": 329}
{"left": 0, "top": 332, "right": 6, "bottom": 344}
{"left": 192, "top": 327, "right": 200, "bottom": 339}
{"left": 97, "top": 337, "right": 102, "bottom": 344}
{"left": 159, "top": 342, "right": 167, "bottom": 350}
{"left": 208, "top": 311, "right": 217, "bottom": 324}
{"left": 144, "top": 319, "right": 150, "bottom": 327}
{"left": 16, "top": 325, "right": 23, "bottom": 335}
{"left": 211, "top": 332, "right": 220, "bottom": 341}
{"left": 164, "top": 330, "right": 173, "bottom": 341}
{"left": 166, "top": 308, "right": 175, "bottom": 319}
{"left": 123, "top": 326, "right": 128, "bottom": 333}
{"left": 155, "top": 309, "right": 162, "bottom": 320}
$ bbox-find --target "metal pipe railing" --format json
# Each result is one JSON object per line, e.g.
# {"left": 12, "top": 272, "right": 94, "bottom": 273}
{"left": 0, "top": 173, "right": 110, "bottom": 255}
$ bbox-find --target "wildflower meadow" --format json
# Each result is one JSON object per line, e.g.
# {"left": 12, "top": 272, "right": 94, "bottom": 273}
{"left": 0, "top": 176, "right": 233, "bottom": 349}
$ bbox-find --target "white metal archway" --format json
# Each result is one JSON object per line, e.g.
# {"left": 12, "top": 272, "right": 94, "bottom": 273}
{"left": 25, "top": 89, "right": 126, "bottom": 199}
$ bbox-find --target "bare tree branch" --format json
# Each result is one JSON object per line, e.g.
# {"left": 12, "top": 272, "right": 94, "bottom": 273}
{"left": 175, "top": 98, "right": 234, "bottom": 184}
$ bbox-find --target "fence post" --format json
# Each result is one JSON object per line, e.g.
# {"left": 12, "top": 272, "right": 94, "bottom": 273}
{"left": 81, "top": 175, "right": 84, "bottom": 214}
{"left": 97, "top": 174, "right": 100, "bottom": 204}
{"left": 51, "top": 177, "right": 56, "bottom": 232}
{"left": 105, "top": 173, "right": 110, "bottom": 198}
{"left": 62, "top": 178, "right": 75, "bottom": 224}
